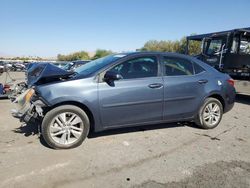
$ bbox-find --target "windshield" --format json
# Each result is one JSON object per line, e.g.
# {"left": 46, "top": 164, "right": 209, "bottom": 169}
{"left": 75, "top": 54, "right": 127, "bottom": 76}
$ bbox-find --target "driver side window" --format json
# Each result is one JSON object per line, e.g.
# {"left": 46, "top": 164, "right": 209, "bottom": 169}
{"left": 109, "top": 56, "right": 158, "bottom": 79}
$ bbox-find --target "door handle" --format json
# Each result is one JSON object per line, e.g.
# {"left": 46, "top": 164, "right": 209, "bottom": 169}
{"left": 198, "top": 79, "right": 208, "bottom": 84}
{"left": 148, "top": 83, "right": 163, "bottom": 89}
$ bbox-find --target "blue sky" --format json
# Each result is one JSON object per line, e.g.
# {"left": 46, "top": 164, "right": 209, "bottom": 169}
{"left": 0, "top": 0, "right": 250, "bottom": 57}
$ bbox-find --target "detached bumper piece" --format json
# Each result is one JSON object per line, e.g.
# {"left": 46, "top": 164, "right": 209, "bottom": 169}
{"left": 11, "top": 100, "right": 46, "bottom": 123}
{"left": 11, "top": 108, "right": 34, "bottom": 122}
{"left": 11, "top": 109, "right": 23, "bottom": 118}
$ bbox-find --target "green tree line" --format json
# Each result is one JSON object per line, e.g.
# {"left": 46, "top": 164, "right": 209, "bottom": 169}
{"left": 0, "top": 56, "right": 43, "bottom": 61}
{"left": 57, "top": 49, "right": 113, "bottom": 61}
{"left": 57, "top": 36, "right": 201, "bottom": 61}
{"left": 141, "top": 37, "right": 200, "bottom": 55}
{"left": 57, "top": 51, "right": 90, "bottom": 61}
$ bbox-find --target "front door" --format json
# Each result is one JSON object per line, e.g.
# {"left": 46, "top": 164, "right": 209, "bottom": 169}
{"left": 98, "top": 55, "right": 164, "bottom": 128}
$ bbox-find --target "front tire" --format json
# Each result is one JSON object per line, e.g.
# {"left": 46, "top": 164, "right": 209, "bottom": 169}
{"left": 41, "top": 105, "right": 90, "bottom": 149}
{"left": 195, "top": 97, "right": 223, "bottom": 129}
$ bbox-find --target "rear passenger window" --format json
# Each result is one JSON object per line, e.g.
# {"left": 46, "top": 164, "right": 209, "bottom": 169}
{"left": 163, "top": 57, "right": 194, "bottom": 76}
{"left": 193, "top": 62, "right": 205, "bottom": 74}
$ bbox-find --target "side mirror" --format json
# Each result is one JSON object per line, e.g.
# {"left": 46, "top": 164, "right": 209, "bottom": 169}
{"left": 104, "top": 71, "right": 123, "bottom": 82}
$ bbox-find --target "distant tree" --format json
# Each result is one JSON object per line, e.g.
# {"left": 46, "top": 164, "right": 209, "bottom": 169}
{"left": 179, "top": 36, "right": 201, "bottom": 55}
{"left": 57, "top": 54, "right": 64, "bottom": 61}
{"left": 72, "top": 51, "right": 90, "bottom": 60}
{"left": 92, "top": 49, "right": 113, "bottom": 60}
{"left": 141, "top": 35, "right": 201, "bottom": 55}
{"left": 141, "top": 40, "right": 181, "bottom": 53}
{"left": 57, "top": 51, "right": 90, "bottom": 61}
{"left": 12, "top": 57, "right": 26, "bottom": 60}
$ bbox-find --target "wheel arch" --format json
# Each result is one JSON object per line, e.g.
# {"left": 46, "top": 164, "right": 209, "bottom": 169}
{"left": 207, "top": 93, "right": 225, "bottom": 111}
{"left": 49, "top": 101, "right": 95, "bottom": 132}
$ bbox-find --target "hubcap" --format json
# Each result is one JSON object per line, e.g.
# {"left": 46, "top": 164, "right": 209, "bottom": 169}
{"left": 49, "top": 112, "right": 84, "bottom": 145}
{"left": 203, "top": 102, "right": 221, "bottom": 126}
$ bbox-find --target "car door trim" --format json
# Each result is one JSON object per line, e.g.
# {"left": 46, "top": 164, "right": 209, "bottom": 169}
{"left": 163, "top": 95, "right": 196, "bottom": 102}
{"left": 102, "top": 99, "right": 163, "bottom": 108}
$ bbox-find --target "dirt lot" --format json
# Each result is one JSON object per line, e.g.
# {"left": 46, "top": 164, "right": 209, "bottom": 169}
{"left": 0, "top": 72, "right": 250, "bottom": 188}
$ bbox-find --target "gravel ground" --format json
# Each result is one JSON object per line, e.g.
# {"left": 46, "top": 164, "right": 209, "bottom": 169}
{"left": 0, "top": 72, "right": 250, "bottom": 188}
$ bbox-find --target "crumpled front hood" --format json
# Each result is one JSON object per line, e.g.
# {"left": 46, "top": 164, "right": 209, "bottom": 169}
{"left": 27, "top": 63, "right": 73, "bottom": 87}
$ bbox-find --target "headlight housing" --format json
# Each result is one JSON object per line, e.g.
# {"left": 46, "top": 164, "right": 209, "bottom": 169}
{"left": 25, "top": 89, "right": 35, "bottom": 103}
{"left": 16, "top": 88, "right": 35, "bottom": 108}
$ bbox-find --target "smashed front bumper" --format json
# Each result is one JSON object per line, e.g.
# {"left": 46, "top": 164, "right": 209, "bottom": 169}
{"left": 11, "top": 102, "right": 43, "bottom": 122}
{"left": 11, "top": 89, "right": 46, "bottom": 123}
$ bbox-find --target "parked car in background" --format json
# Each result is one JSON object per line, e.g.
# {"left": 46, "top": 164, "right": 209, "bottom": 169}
{"left": 63, "top": 60, "right": 90, "bottom": 71}
{"left": 3, "top": 62, "right": 13, "bottom": 70}
{"left": 11, "top": 52, "right": 235, "bottom": 149}
{"left": 0, "top": 61, "right": 14, "bottom": 72}
{"left": 0, "top": 61, "right": 4, "bottom": 74}
{"left": 11, "top": 62, "right": 26, "bottom": 71}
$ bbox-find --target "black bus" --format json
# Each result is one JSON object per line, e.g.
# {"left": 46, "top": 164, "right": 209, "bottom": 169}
{"left": 186, "top": 27, "right": 250, "bottom": 95}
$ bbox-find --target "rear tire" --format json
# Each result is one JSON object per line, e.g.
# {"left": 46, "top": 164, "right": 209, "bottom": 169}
{"left": 41, "top": 105, "right": 90, "bottom": 149}
{"left": 195, "top": 97, "right": 223, "bottom": 129}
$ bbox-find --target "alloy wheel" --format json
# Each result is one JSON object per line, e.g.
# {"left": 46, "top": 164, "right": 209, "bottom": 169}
{"left": 49, "top": 112, "right": 84, "bottom": 145}
{"left": 202, "top": 102, "right": 221, "bottom": 127}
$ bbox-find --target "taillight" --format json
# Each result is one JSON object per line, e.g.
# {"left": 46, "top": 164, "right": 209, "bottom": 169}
{"left": 227, "top": 79, "right": 235, "bottom": 87}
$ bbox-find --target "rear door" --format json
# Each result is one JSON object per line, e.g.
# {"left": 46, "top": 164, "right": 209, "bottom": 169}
{"left": 161, "top": 55, "right": 207, "bottom": 121}
{"left": 98, "top": 55, "right": 164, "bottom": 128}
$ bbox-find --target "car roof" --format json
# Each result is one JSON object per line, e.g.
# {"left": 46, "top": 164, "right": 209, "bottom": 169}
{"left": 118, "top": 51, "right": 194, "bottom": 60}
{"left": 116, "top": 51, "right": 217, "bottom": 73}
